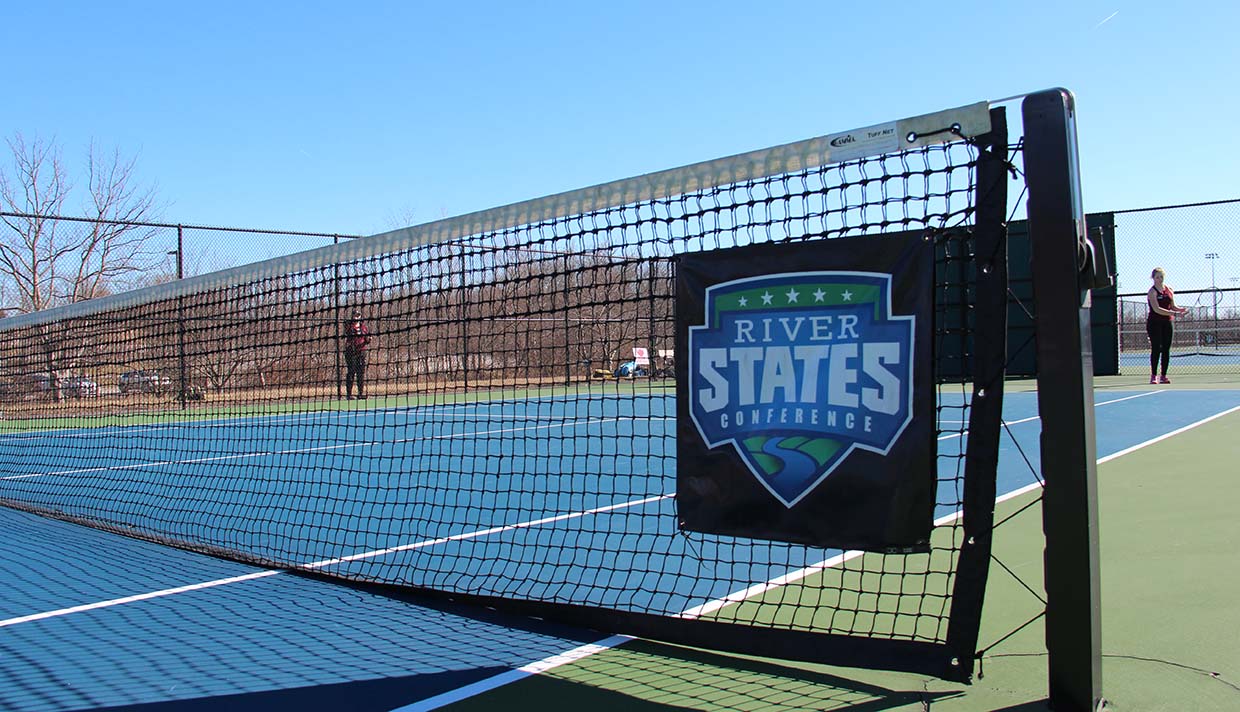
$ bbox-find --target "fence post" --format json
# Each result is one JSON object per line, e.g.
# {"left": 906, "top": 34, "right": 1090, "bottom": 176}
{"left": 460, "top": 248, "right": 470, "bottom": 393}
{"left": 563, "top": 250, "right": 573, "bottom": 387}
{"left": 333, "top": 235, "right": 343, "bottom": 400}
{"left": 176, "top": 225, "right": 188, "bottom": 410}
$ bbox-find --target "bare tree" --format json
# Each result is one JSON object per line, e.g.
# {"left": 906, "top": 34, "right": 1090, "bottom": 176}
{"left": 381, "top": 204, "right": 420, "bottom": 232}
{"left": 0, "top": 133, "right": 162, "bottom": 312}
{"left": 0, "top": 133, "right": 162, "bottom": 400}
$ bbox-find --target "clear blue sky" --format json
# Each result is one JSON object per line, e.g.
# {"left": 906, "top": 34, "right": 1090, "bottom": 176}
{"left": 3, "top": 1, "right": 1238, "bottom": 278}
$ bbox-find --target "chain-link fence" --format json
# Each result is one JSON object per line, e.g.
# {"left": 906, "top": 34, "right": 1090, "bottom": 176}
{"left": 0, "top": 211, "right": 359, "bottom": 315}
{"left": 7, "top": 201, "right": 1240, "bottom": 378}
{"left": 1112, "top": 199, "right": 1240, "bottom": 375}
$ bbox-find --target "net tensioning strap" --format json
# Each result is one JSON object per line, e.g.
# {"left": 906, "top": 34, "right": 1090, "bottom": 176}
{"left": 0, "top": 102, "right": 1009, "bottom": 681}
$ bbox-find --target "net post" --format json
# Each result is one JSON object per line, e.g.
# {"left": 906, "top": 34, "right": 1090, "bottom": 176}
{"left": 1022, "top": 88, "right": 1104, "bottom": 712}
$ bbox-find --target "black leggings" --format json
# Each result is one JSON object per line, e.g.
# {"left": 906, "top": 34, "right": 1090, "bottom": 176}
{"left": 1147, "top": 319, "right": 1173, "bottom": 376}
{"left": 344, "top": 350, "right": 367, "bottom": 396}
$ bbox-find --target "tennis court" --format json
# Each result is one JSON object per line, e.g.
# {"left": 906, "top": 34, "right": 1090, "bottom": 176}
{"left": 4, "top": 388, "right": 1018, "bottom": 615}
{"left": 5, "top": 92, "right": 1236, "bottom": 710}
{"left": 2, "top": 384, "right": 1238, "bottom": 710}
{"left": 444, "top": 380, "right": 1240, "bottom": 712}
{"left": 1118, "top": 351, "right": 1240, "bottom": 370}
{"left": 3, "top": 386, "right": 1224, "bottom": 609}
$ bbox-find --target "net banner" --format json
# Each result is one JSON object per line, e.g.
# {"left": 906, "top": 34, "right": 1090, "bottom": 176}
{"left": 676, "top": 232, "right": 935, "bottom": 551}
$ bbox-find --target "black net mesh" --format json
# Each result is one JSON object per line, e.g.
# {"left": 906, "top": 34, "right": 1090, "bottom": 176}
{"left": 0, "top": 106, "right": 1006, "bottom": 679}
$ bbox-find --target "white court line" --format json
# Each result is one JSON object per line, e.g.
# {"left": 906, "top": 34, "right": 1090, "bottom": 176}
{"left": 302, "top": 495, "right": 673, "bottom": 571}
{"left": 0, "top": 416, "right": 671, "bottom": 482}
{"left": 0, "top": 407, "right": 383, "bottom": 442}
{"left": 0, "top": 493, "right": 673, "bottom": 630}
{"left": 406, "top": 390, "right": 1227, "bottom": 709}
{"left": 1098, "top": 403, "right": 1240, "bottom": 465}
{"left": 1, "top": 390, "right": 1225, "bottom": 703}
{"left": 695, "top": 390, "right": 1165, "bottom": 615}
{"left": 391, "top": 635, "right": 636, "bottom": 712}
{"left": 676, "top": 490, "right": 1003, "bottom": 620}
{"left": 0, "top": 390, "right": 667, "bottom": 442}
{"left": 0, "top": 405, "right": 537, "bottom": 443}
{"left": 0, "top": 389, "right": 1166, "bottom": 611}
{"left": 401, "top": 503, "right": 1006, "bottom": 712}
{"left": 936, "top": 389, "right": 1159, "bottom": 442}
{"left": 0, "top": 570, "right": 282, "bottom": 629}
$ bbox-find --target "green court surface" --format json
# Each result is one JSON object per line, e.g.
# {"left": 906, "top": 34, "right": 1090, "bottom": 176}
{"left": 441, "top": 382, "right": 1240, "bottom": 711}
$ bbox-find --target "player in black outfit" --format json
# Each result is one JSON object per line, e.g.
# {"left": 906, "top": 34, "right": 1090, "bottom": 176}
{"left": 343, "top": 311, "right": 371, "bottom": 399}
{"left": 1146, "top": 267, "right": 1187, "bottom": 384}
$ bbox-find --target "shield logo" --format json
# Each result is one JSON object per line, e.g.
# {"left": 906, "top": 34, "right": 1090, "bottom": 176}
{"left": 687, "top": 271, "right": 915, "bottom": 507}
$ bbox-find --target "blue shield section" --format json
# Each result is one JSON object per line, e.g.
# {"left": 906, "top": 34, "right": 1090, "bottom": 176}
{"left": 688, "top": 273, "right": 915, "bottom": 507}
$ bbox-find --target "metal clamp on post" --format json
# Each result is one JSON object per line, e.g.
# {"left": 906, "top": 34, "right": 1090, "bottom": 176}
{"left": 1079, "top": 223, "right": 1114, "bottom": 304}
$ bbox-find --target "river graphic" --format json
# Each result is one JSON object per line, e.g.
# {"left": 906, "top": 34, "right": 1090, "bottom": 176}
{"left": 753, "top": 436, "right": 834, "bottom": 504}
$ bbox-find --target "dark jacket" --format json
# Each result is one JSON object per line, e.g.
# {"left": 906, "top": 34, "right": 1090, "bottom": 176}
{"left": 344, "top": 321, "right": 371, "bottom": 353}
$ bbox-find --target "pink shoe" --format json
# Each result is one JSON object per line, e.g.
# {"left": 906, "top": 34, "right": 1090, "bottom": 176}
{"left": 1150, "top": 376, "right": 1158, "bottom": 384}
{"left": 1159, "top": 376, "right": 1171, "bottom": 384}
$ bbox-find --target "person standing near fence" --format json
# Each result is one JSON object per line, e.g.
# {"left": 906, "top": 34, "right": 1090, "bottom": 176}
{"left": 343, "top": 310, "right": 371, "bottom": 400}
{"left": 1147, "top": 267, "right": 1188, "bottom": 384}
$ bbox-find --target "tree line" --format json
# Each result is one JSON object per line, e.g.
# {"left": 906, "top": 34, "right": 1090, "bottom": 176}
{"left": 2, "top": 226, "right": 677, "bottom": 406}
{"left": 0, "top": 133, "right": 162, "bottom": 314}
{"left": 0, "top": 133, "right": 677, "bottom": 407}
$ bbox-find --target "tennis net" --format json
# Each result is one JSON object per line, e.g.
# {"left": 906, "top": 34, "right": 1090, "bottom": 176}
{"left": 0, "top": 101, "right": 1012, "bottom": 681}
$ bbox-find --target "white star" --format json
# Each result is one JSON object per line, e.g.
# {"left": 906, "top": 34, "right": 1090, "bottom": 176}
{"left": 761, "top": 291, "right": 774, "bottom": 305}
{"left": 737, "top": 296, "right": 748, "bottom": 307}
{"left": 812, "top": 289, "right": 827, "bottom": 302}
{"left": 785, "top": 288, "right": 799, "bottom": 304}
{"left": 841, "top": 290, "right": 853, "bottom": 301}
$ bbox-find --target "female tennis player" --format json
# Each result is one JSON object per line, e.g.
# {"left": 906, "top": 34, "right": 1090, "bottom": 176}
{"left": 343, "top": 310, "right": 372, "bottom": 399}
{"left": 1147, "top": 267, "right": 1188, "bottom": 384}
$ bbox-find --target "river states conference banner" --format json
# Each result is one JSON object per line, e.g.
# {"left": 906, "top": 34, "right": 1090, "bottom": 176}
{"left": 676, "top": 233, "right": 936, "bottom": 552}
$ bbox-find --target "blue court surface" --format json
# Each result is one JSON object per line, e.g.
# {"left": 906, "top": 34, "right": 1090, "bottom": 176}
{"left": 2, "top": 387, "right": 1239, "bottom": 710}
{"left": 1118, "top": 352, "right": 1240, "bottom": 369}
